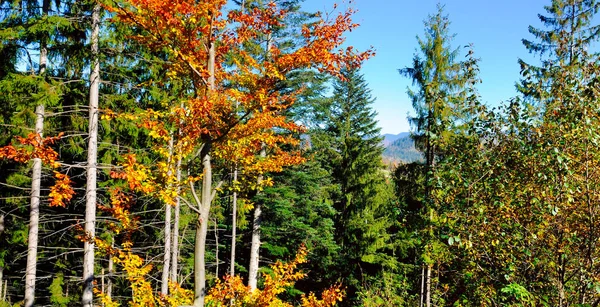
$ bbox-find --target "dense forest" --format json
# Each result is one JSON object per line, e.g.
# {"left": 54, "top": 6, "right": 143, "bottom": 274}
{"left": 0, "top": 0, "right": 599, "bottom": 306}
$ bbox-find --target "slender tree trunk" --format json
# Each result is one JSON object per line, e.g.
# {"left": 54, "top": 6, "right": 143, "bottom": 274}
{"left": 25, "top": 0, "right": 50, "bottom": 302}
{"left": 171, "top": 154, "right": 182, "bottom": 282}
{"left": 25, "top": 105, "right": 44, "bottom": 307}
{"left": 83, "top": 4, "right": 100, "bottom": 307}
{"left": 214, "top": 220, "right": 219, "bottom": 277}
{"left": 248, "top": 30, "right": 271, "bottom": 290}
{"left": 425, "top": 264, "right": 431, "bottom": 307}
{"left": 107, "top": 241, "right": 113, "bottom": 300}
{"left": 230, "top": 0, "right": 244, "bottom": 282}
{"left": 0, "top": 214, "right": 3, "bottom": 298}
{"left": 248, "top": 202, "right": 261, "bottom": 290}
{"left": 194, "top": 144, "right": 212, "bottom": 307}
{"left": 162, "top": 195, "right": 172, "bottom": 295}
{"left": 38, "top": 0, "right": 48, "bottom": 76}
{"left": 420, "top": 265, "right": 425, "bottom": 307}
{"left": 162, "top": 136, "right": 175, "bottom": 295}
{"left": 193, "top": 18, "right": 216, "bottom": 306}
{"left": 0, "top": 214, "right": 3, "bottom": 301}
{"left": 248, "top": 145, "right": 266, "bottom": 290}
{"left": 229, "top": 166, "right": 238, "bottom": 277}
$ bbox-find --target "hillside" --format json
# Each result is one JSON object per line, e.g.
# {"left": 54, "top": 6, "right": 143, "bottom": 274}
{"left": 382, "top": 132, "right": 410, "bottom": 147}
{"left": 382, "top": 133, "right": 423, "bottom": 164}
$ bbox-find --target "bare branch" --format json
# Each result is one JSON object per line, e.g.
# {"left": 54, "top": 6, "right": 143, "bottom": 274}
{"left": 180, "top": 193, "right": 202, "bottom": 216}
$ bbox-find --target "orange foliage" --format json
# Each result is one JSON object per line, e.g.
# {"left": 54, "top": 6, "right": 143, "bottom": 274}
{"left": 0, "top": 132, "right": 61, "bottom": 166}
{"left": 94, "top": 1, "right": 367, "bottom": 305}
{"left": 0, "top": 132, "right": 74, "bottom": 207}
{"left": 101, "top": 0, "right": 375, "bottom": 189}
{"left": 49, "top": 171, "right": 75, "bottom": 207}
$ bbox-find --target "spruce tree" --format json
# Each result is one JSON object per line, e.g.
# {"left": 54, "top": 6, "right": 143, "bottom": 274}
{"left": 313, "top": 67, "right": 396, "bottom": 305}
{"left": 398, "top": 5, "right": 475, "bottom": 306}
{"left": 518, "top": 0, "right": 600, "bottom": 105}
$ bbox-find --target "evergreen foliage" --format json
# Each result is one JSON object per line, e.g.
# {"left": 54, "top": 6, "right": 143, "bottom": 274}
{"left": 1, "top": 1, "right": 600, "bottom": 306}
{"left": 312, "top": 67, "right": 397, "bottom": 305}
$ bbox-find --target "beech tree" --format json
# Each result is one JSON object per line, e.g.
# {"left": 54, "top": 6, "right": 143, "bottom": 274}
{"left": 105, "top": 1, "right": 372, "bottom": 306}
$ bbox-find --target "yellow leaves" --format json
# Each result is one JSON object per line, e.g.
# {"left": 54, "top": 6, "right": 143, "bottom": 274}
{"left": 101, "top": 109, "right": 117, "bottom": 121}
{"left": 158, "top": 188, "right": 178, "bottom": 206}
{"left": 94, "top": 289, "right": 120, "bottom": 307}
{"left": 300, "top": 285, "right": 345, "bottom": 307}
{"left": 163, "top": 282, "right": 194, "bottom": 306}
{"left": 111, "top": 154, "right": 156, "bottom": 194}
{"left": 206, "top": 244, "right": 344, "bottom": 307}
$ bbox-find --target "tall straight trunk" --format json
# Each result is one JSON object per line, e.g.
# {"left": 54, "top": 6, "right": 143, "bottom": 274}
{"left": 82, "top": 4, "right": 100, "bottom": 307}
{"left": 0, "top": 214, "right": 3, "bottom": 302}
{"left": 248, "top": 144, "right": 266, "bottom": 290}
{"left": 24, "top": 105, "right": 44, "bottom": 307}
{"left": 107, "top": 241, "right": 114, "bottom": 300}
{"left": 214, "top": 220, "right": 219, "bottom": 277}
{"left": 425, "top": 264, "right": 431, "bottom": 307}
{"left": 171, "top": 153, "right": 182, "bottom": 282}
{"left": 248, "top": 202, "right": 261, "bottom": 290}
{"left": 25, "top": 0, "right": 50, "bottom": 303}
{"left": 193, "top": 30, "right": 216, "bottom": 307}
{"left": 161, "top": 136, "right": 175, "bottom": 295}
{"left": 248, "top": 30, "right": 271, "bottom": 290}
{"left": 162, "top": 202, "right": 172, "bottom": 294}
{"left": 194, "top": 144, "right": 212, "bottom": 307}
{"left": 230, "top": 0, "right": 244, "bottom": 281}
{"left": 229, "top": 166, "right": 238, "bottom": 277}
{"left": 422, "top": 102, "right": 435, "bottom": 307}
{"left": 420, "top": 265, "right": 425, "bottom": 307}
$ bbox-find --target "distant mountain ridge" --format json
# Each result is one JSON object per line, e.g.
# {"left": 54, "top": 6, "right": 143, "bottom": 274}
{"left": 381, "top": 132, "right": 423, "bottom": 164}
{"left": 382, "top": 132, "right": 410, "bottom": 147}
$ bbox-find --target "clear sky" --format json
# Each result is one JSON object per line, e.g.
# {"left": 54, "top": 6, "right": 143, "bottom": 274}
{"left": 301, "top": 0, "right": 549, "bottom": 134}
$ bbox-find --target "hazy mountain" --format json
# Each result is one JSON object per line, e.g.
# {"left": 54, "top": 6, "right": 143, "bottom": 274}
{"left": 381, "top": 132, "right": 423, "bottom": 164}
{"left": 382, "top": 132, "right": 410, "bottom": 147}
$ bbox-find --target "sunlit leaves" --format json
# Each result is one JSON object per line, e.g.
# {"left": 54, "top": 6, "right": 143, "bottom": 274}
{"left": 48, "top": 172, "right": 74, "bottom": 207}
{"left": 0, "top": 132, "right": 73, "bottom": 207}
{"left": 205, "top": 244, "right": 345, "bottom": 306}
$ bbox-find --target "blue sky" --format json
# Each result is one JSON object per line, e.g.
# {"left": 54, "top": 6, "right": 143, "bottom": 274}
{"left": 302, "top": 0, "right": 549, "bottom": 134}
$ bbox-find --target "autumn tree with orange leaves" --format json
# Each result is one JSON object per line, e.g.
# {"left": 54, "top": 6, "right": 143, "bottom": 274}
{"left": 100, "top": 0, "right": 373, "bottom": 306}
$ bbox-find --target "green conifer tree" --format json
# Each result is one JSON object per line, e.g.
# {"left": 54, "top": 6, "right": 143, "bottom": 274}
{"left": 518, "top": 0, "right": 600, "bottom": 105}
{"left": 313, "top": 67, "right": 396, "bottom": 306}
{"left": 398, "top": 5, "right": 476, "bottom": 306}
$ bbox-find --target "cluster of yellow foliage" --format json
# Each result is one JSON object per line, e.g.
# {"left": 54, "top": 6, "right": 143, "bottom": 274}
{"left": 205, "top": 244, "right": 344, "bottom": 307}
{"left": 92, "top": 188, "right": 343, "bottom": 307}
